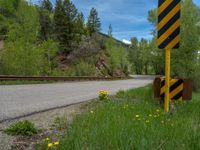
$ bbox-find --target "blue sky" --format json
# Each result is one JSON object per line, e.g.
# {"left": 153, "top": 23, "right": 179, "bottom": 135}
{"left": 33, "top": 0, "right": 200, "bottom": 41}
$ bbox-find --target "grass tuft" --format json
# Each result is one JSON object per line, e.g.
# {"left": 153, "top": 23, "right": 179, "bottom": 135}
{"left": 5, "top": 120, "right": 38, "bottom": 136}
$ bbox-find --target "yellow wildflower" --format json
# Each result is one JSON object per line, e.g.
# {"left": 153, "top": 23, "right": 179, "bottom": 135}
{"left": 48, "top": 143, "right": 53, "bottom": 148}
{"left": 54, "top": 141, "right": 59, "bottom": 145}
{"left": 45, "top": 138, "right": 50, "bottom": 141}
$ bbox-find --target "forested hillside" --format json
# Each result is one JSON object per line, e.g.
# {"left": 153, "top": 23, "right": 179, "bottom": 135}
{"left": 0, "top": 0, "right": 200, "bottom": 90}
{"left": 0, "top": 0, "right": 130, "bottom": 77}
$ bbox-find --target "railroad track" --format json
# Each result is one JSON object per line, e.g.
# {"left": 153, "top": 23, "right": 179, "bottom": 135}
{"left": 0, "top": 75, "right": 129, "bottom": 81}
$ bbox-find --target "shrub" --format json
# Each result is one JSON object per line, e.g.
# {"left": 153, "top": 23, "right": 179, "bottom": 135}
{"left": 74, "top": 60, "right": 96, "bottom": 76}
{"left": 5, "top": 120, "right": 38, "bottom": 136}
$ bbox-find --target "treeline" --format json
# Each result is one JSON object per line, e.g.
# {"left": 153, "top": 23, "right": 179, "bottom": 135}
{"left": 40, "top": 0, "right": 101, "bottom": 54}
{"left": 128, "top": 0, "right": 200, "bottom": 90}
{"left": 0, "top": 0, "right": 129, "bottom": 77}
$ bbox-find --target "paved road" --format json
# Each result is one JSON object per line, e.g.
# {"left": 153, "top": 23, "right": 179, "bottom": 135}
{"left": 0, "top": 78, "right": 153, "bottom": 122}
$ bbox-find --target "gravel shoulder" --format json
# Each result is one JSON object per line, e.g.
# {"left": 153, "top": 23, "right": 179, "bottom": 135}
{"left": 0, "top": 101, "right": 91, "bottom": 150}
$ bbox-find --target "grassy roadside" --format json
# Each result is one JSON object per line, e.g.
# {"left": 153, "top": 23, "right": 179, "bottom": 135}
{"left": 0, "top": 80, "right": 58, "bottom": 85}
{"left": 37, "top": 85, "right": 200, "bottom": 150}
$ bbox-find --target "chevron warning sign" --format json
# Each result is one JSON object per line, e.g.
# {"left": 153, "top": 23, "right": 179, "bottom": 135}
{"left": 157, "top": 0, "right": 181, "bottom": 49}
{"left": 160, "top": 78, "right": 184, "bottom": 100}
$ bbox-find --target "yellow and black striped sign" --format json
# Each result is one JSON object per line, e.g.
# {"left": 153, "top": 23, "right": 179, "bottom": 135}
{"left": 160, "top": 78, "right": 184, "bottom": 100}
{"left": 157, "top": 0, "right": 181, "bottom": 49}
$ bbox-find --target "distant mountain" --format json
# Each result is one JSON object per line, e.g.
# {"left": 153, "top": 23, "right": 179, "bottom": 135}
{"left": 122, "top": 39, "right": 131, "bottom": 45}
{"left": 99, "top": 32, "right": 130, "bottom": 47}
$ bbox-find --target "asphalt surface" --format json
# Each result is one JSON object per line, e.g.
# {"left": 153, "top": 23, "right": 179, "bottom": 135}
{"left": 0, "top": 77, "right": 153, "bottom": 122}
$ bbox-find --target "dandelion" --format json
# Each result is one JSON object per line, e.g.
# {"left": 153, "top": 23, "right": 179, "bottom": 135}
{"left": 54, "top": 141, "right": 59, "bottom": 145}
{"left": 99, "top": 90, "right": 109, "bottom": 101}
{"left": 48, "top": 143, "right": 53, "bottom": 148}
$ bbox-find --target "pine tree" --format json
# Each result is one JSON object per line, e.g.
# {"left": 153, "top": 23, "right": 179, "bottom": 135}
{"left": 41, "top": 0, "right": 53, "bottom": 12}
{"left": 62, "top": 0, "right": 78, "bottom": 52}
{"left": 54, "top": 0, "right": 68, "bottom": 53}
{"left": 39, "top": 0, "right": 53, "bottom": 41}
{"left": 74, "top": 12, "right": 85, "bottom": 43}
{"left": 87, "top": 8, "right": 101, "bottom": 35}
{"left": 108, "top": 24, "right": 112, "bottom": 37}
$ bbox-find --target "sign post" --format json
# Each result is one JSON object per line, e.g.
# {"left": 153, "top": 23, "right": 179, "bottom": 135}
{"left": 157, "top": 0, "right": 181, "bottom": 112}
{"left": 164, "top": 48, "right": 170, "bottom": 112}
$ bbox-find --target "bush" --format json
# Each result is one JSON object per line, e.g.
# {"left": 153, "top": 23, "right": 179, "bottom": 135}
{"left": 105, "top": 38, "right": 129, "bottom": 76}
{"left": 5, "top": 120, "right": 38, "bottom": 136}
{"left": 74, "top": 60, "right": 96, "bottom": 76}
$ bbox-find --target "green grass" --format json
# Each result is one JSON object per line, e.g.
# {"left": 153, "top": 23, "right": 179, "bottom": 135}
{"left": 38, "top": 86, "right": 200, "bottom": 150}
{"left": 5, "top": 120, "right": 38, "bottom": 136}
{"left": 0, "top": 80, "right": 58, "bottom": 85}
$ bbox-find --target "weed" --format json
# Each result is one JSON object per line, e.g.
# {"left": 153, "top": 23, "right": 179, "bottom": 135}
{"left": 5, "top": 120, "right": 38, "bottom": 136}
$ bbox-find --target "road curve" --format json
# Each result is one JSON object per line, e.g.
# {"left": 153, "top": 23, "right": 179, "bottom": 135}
{"left": 0, "top": 78, "right": 153, "bottom": 122}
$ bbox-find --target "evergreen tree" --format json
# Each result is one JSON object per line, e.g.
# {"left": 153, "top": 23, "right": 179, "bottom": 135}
{"left": 87, "top": 8, "right": 101, "bottom": 35}
{"left": 41, "top": 0, "right": 53, "bottom": 12}
{"left": 54, "top": 0, "right": 68, "bottom": 53}
{"left": 108, "top": 24, "right": 112, "bottom": 37}
{"left": 74, "top": 12, "right": 85, "bottom": 43}
{"left": 39, "top": 0, "right": 53, "bottom": 41}
{"left": 62, "top": 0, "right": 78, "bottom": 52}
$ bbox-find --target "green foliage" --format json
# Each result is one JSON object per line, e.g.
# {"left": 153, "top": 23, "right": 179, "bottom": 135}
{"left": 38, "top": 4, "right": 53, "bottom": 41}
{"left": 54, "top": 0, "right": 68, "bottom": 53}
{"left": 0, "top": 1, "right": 57, "bottom": 76}
{"left": 54, "top": 0, "right": 85, "bottom": 54}
{"left": 41, "top": 0, "right": 53, "bottom": 12}
{"left": 146, "top": 0, "right": 200, "bottom": 90}
{"left": 73, "top": 60, "right": 96, "bottom": 76}
{"left": 38, "top": 39, "right": 58, "bottom": 75}
{"left": 87, "top": 8, "right": 101, "bottom": 35}
{"left": 46, "top": 86, "right": 200, "bottom": 149}
{"left": 52, "top": 60, "right": 96, "bottom": 76}
{"left": 0, "top": 0, "right": 41, "bottom": 75}
{"left": 106, "top": 38, "right": 129, "bottom": 76}
{"left": 5, "top": 120, "right": 38, "bottom": 136}
{"left": 129, "top": 37, "right": 150, "bottom": 74}
{"left": 0, "top": 0, "right": 19, "bottom": 37}
{"left": 171, "top": 0, "right": 200, "bottom": 79}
